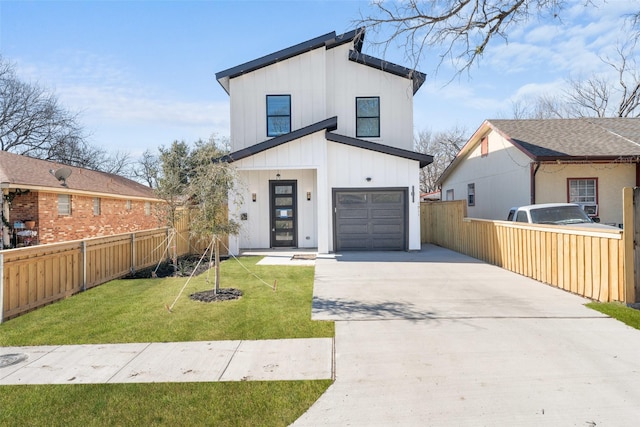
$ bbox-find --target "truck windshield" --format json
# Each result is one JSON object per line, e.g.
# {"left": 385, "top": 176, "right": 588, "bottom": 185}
{"left": 529, "top": 206, "right": 593, "bottom": 225}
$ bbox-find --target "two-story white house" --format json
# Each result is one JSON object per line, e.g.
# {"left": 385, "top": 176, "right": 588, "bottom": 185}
{"left": 215, "top": 28, "right": 432, "bottom": 254}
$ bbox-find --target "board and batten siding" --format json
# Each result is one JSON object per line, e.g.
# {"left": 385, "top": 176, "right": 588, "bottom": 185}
{"left": 229, "top": 132, "right": 326, "bottom": 252}
{"left": 440, "top": 130, "right": 532, "bottom": 220}
{"left": 326, "top": 43, "right": 414, "bottom": 151}
{"left": 326, "top": 141, "right": 421, "bottom": 252}
{"left": 535, "top": 163, "right": 635, "bottom": 226}
{"left": 228, "top": 47, "right": 327, "bottom": 151}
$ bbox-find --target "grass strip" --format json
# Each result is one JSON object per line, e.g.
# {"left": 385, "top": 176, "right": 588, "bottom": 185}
{"left": 0, "top": 380, "right": 332, "bottom": 427}
{"left": 585, "top": 302, "right": 640, "bottom": 330}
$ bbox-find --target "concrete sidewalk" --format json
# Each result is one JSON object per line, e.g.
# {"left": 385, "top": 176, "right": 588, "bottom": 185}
{"left": 0, "top": 338, "right": 333, "bottom": 385}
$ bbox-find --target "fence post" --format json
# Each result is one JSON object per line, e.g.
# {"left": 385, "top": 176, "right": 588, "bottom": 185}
{"left": 623, "top": 187, "right": 635, "bottom": 303}
{"left": 81, "top": 241, "right": 87, "bottom": 292}
{"left": 131, "top": 233, "right": 136, "bottom": 273}
{"left": 0, "top": 252, "right": 4, "bottom": 323}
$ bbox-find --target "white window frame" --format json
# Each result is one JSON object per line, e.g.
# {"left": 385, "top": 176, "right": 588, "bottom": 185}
{"left": 93, "top": 197, "right": 101, "bottom": 215}
{"left": 58, "top": 194, "right": 71, "bottom": 216}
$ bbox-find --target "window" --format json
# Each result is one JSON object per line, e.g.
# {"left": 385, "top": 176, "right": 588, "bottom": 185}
{"left": 145, "top": 202, "right": 151, "bottom": 216}
{"left": 126, "top": 200, "right": 132, "bottom": 211}
{"left": 356, "top": 97, "right": 380, "bottom": 137}
{"left": 445, "top": 189, "right": 454, "bottom": 201}
{"left": 93, "top": 197, "right": 101, "bottom": 215}
{"left": 480, "top": 136, "right": 489, "bottom": 157}
{"left": 266, "top": 95, "right": 291, "bottom": 137}
{"left": 568, "top": 178, "right": 597, "bottom": 204}
{"left": 58, "top": 194, "right": 71, "bottom": 216}
{"left": 467, "top": 183, "right": 475, "bottom": 206}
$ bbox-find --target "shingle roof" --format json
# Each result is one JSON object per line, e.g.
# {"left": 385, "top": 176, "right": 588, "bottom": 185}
{"left": 0, "top": 151, "right": 157, "bottom": 200}
{"left": 488, "top": 117, "right": 640, "bottom": 159}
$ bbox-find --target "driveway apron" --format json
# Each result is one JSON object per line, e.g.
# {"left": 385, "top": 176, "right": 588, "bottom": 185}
{"left": 293, "top": 244, "right": 640, "bottom": 426}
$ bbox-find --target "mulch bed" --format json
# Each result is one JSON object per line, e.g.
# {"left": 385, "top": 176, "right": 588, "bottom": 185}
{"left": 124, "top": 255, "right": 227, "bottom": 279}
{"left": 189, "top": 288, "right": 243, "bottom": 302}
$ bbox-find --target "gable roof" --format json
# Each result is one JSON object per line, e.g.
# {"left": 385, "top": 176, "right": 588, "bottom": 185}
{"left": 437, "top": 117, "right": 640, "bottom": 186}
{"left": 218, "top": 116, "right": 433, "bottom": 168}
{"left": 487, "top": 118, "right": 640, "bottom": 159}
{"left": 0, "top": 151, "right": 158, "bottom": 200}
{"left": 215, "top": 28, "right": 425, "bottom": 94}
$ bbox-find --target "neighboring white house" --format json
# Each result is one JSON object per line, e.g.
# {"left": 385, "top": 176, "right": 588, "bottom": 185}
{"left": 437, "top": 118, "right": 640, "bottom": 227}
{"left": 215, "top": 28, "right": 432, "bottom": 254}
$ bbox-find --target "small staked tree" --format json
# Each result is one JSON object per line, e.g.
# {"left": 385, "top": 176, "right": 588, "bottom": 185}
{"left": 188, "top": 138, "right": 241, "bottom": 293}
{"left": 154, "top": 140, "right": 192, "bottom": 270}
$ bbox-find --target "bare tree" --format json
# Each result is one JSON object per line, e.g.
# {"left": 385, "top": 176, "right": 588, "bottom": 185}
{"left": 0, "top": 55, "right": 91, "bottom": 163}
{"left": 133, "top": 149, "right": 159, "bottom": 188}
{"left": 416, "top": 127, "right": 467, "bottom": 193}
{"left": 512, "top": 42, "right": 640, "bottom": 119}
{"left": 359, "top": 0, "right": 564, "bottom": 73}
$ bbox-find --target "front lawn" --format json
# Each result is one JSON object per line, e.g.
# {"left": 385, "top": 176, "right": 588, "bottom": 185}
{"left": 0, "top": 256, "right": 333, "bottom": 346}
{"left": 0, "top": 256, "right": 333, "bottom": 426}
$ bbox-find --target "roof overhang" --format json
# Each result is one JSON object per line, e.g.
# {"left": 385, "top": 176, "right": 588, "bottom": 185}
{"left": 348, "top": 50, "right": 426, "bottom": 94}
{"left": 217, "top": 117, "right": 338, "bottom": 163}
{"left": 216, "top": 28, "right": 365, "bottom": 95}
{"left": 0, "top": 182, "right": 162, "bottom": 202}
{"left": 325, "top": 132, "right": 433, "bottom": 168}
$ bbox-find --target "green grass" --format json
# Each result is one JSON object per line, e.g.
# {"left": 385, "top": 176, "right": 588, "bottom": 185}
{"left": 0, "top": 256, "right": 333, "bottom": 346}
{"left": 0, "top": 381, "right": 332, "bottom": 427}
{"left": 586, "top": 301, "right": 640, "bottom": 330}
{"left": 0, "top": 257, "right": 334, "bottom": 426}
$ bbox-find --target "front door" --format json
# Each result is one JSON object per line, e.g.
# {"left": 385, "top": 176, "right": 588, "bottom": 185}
{"left": 270, "top": 180, "right": 297, "bottom": 247}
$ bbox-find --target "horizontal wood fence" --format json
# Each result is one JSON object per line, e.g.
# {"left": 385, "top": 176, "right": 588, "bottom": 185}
{"left": 421, "top": 190, "right": 636, "bottom": 303}
{"left": 1, "top": 213, "right": 228, "bottom": 322}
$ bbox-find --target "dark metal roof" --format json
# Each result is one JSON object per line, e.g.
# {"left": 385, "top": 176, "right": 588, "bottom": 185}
{"left": 216, "top": 29, "right": 365, "bottom": 94}
{"left": 218, "top": 117, "right": 338, "bottom": 163}
{"left": 488, "top": 118, "right": 640, "bottom": 159}
{"left": 215, "top": 28, "right": 426, "bottom": 95}
{"left": 325, "top": 132, "right": 433, "bottom": 168}
{"left": 348, "top": 50, "right": 426, "bottom": 94}
{"left": 217, "top": 116, "right": 433, "bottom": 168}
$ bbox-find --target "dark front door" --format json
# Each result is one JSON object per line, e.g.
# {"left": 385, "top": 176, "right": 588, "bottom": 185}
{"left": 270, "top": 180, "right": 297, "bottom": 247}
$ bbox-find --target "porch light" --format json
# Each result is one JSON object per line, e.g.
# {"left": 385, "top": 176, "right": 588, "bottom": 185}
{"left": 252, "top": 193, "right": 257, "bottom": 202}
{"left": 306, "top": 191, "right": 311, "bottom": 201}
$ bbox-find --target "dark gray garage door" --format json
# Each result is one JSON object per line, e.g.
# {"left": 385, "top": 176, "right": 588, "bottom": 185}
{"left": 333, "top": 189, "right": 407, "bottom": 251}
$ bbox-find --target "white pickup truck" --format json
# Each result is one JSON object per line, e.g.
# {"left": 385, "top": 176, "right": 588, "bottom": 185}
{"left": 507, "top": 203, "right": 619, "bottom": 230}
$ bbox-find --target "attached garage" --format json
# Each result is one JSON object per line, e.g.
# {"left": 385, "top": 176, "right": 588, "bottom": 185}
{"left": 333, "top": 188, "right": 407, "bottom": 251}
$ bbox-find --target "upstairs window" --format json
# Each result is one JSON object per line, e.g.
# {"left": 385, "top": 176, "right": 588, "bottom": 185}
{"left": 58, "top": 194, "right": 71, "bottom": 216}
{"left": 126, "top": 200, "right": 132, "bottom": 211}
{"left": 356, "top": 97, "right": 380, "bottom": 137}
{"left": 93, "top": 197, "right": 101, "bottom": 215}
{"left": 266, "top": 95, "right": 291, "bottom": 137}
{"left": 145, "top": 202, "right": 151, "bottom": 216}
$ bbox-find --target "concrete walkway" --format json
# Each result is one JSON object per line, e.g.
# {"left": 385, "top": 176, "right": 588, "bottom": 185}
{"left": 293, "top": 244, "right": 640, "bottom": 426}
{"left": 0, "top": 338, "right": 332, "bottom": 385}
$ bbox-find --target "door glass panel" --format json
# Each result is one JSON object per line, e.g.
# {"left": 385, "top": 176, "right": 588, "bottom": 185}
{"left": 275, "top": 220, "right": 293, "bottom": 229}
{"left": 372, "top": 193, "right": 402, "bottom": 203}
{"left": 338, "top": 194, "right": 366, "bottom": 204}
{"left": 275, "top": 185, "right": 292, "bottom": 195}
{"left": 275, "top": 209, "right": 293, "bottom": 218}
{"left": 275, "top": 232, "right": 294, "bottom": 241}
{"left": 275, "top": 197, "right": 293, "bottom": 207}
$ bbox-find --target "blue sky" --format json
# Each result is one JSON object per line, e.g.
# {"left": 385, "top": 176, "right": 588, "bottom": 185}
{"left": 1, "top": 0, "right": 639, "bottom": 158}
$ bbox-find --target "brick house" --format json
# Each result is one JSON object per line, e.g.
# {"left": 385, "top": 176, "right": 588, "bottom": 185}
{"left": 0, "top": 151, "right": 163, "bottom": 247}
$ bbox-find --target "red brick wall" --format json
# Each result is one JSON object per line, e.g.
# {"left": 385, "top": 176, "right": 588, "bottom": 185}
{"left": 11, "top": 191, "right": 164, "bottom": 244}
{"left": 8, "top": 191, "right": 38, "bottom": 226}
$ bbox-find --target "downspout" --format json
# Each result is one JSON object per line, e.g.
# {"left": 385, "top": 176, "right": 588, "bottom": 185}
{"left": 2, "top": 189, "right": 9, "bottom": 248}
{"left": 530, "top": 162, "right": 541, "bottom": 205}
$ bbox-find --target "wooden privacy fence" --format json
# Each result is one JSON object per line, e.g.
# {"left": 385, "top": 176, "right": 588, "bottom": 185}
{"left": 420, "top": 188, "right": 636, "bottom": 303}
{"left": 1, "top": 221, "right": 228, "bottom": 322}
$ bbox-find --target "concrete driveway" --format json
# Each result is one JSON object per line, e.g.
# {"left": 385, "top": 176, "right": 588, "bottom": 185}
{"left": 293, "top": 244, "right": 640, "bottom": 426}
